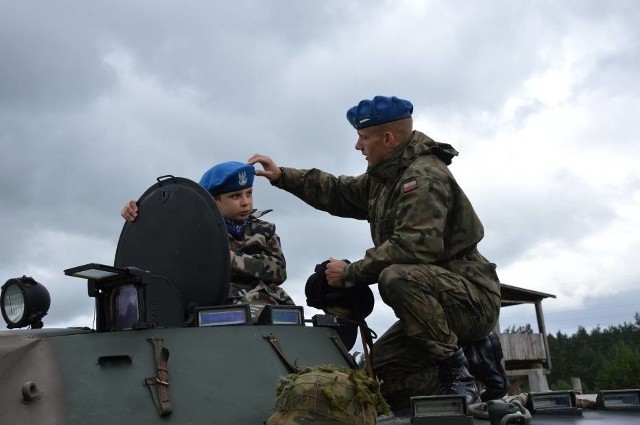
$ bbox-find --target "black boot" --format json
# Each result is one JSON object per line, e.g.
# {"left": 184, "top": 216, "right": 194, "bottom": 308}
{"left": 463, "top": 332, "right": 509, "bottom": 401}
{"left": 436, "top": 348, "right": 479, "bottom": 405}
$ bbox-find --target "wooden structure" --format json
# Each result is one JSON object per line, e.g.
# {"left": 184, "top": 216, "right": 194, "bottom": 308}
{"left": 497, "top": 284, "right": 556, "bottom": 393}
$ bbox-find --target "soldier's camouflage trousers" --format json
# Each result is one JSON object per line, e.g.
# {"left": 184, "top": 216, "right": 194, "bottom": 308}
{"left": 372, "top": 263, "right": 500, "bottom": 411}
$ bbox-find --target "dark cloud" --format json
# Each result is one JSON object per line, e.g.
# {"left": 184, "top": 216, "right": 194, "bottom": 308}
{"left": 0, "top": 4, "right": 116, "bottom": 111}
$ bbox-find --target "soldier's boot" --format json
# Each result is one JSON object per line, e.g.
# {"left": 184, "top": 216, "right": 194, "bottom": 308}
{"left": 463, "top": 332, "right": 509, "bottom": 402}
{"left": 436, "top": 348, "right": 479, "bottom": 405}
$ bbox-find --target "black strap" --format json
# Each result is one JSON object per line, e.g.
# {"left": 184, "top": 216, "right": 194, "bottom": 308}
{"left": 336, "top": 316, "right": 377, "bottom": 377}
{"left": 265, "top": 334, "right": 299, "bottom": 373}
{"left": 145, "top": 337, "right": 174, "bottom": 416}
{"left": 359, "top": 323, "right": 375, "bottom": 378}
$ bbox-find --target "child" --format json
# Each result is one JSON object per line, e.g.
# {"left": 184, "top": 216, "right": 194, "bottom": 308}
{"left": 121, "top": 161, "right": 293, "bottom": 320}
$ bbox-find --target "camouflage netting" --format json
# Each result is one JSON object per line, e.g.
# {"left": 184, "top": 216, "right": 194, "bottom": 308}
{"left": 266, "top": 365, "right": 390, "bottom": 425}
{"left": 467, "top": 396, "right": 532, "bottom": 424}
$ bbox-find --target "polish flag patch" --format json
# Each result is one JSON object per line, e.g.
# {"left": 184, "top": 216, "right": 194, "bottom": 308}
{"left": 402, "top": 179, "right": 418, "bottom": 192}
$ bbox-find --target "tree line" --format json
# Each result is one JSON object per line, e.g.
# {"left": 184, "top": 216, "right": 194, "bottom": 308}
{"left": 505, "top": 313, "right": 640, "bottom": 393}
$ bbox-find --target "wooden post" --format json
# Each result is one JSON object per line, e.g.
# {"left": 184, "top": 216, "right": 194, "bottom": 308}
{"left": 571, "top": 377, "right": 583, "bottom": 394}
{"left": 535, "top": 300, "right": 552, "bottom": 370}
{"left": 528, "top": 368, "right": 550, "bottom": 392}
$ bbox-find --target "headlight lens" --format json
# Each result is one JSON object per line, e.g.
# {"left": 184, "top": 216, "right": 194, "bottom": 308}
{"left": 2, "top": 283, "right": 26, "bottom": 323}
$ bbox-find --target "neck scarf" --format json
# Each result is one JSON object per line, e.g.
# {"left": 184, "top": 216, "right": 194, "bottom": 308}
{"left": 225, "top": 215, "right": 253, "bottom": 240}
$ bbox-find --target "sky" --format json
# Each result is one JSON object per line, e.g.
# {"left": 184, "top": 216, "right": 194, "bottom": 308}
{"left": 1, "top": 0, "right": 639, "bottom": 346}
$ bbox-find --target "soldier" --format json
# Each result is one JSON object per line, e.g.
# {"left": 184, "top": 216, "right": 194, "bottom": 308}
{"left": 121, "top": 161, "right": 294, "bottom": 320}
{"left": 249, "top": 96, "right": 504, "bottom": 410}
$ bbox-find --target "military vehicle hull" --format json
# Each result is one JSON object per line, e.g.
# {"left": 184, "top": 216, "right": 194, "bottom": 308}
{"left": 4, "top": 326, "right": 639, "bottom": 425}
{"left": 1, "top": 325, "right": 355, "bottom": 425}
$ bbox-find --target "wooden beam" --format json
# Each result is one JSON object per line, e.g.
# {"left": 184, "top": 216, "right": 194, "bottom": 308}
{"left": 535, "top": 300, "right": 552, "bottom": 370}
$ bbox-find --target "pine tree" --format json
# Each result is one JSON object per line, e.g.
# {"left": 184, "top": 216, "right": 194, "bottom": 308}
{"left": 595, "top": 342, "right": 640, "bottom": 390}
{"left": 547, "top": 313, "right": 640, "bottom": 392}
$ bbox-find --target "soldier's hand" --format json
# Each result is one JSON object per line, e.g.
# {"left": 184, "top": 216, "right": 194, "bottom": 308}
{"left": 326, "top": 257, "right": 347, "bottom": 287}
{"left": 121, "top": 200, "right": 139, "bottom": 222}
{"left": 248, "top": 154, "right": 282, "bottom": 182}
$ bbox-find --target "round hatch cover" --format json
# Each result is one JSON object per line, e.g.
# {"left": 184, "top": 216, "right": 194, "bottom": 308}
{"left": 114, "top": 176, "right": 230, "bottom": 309}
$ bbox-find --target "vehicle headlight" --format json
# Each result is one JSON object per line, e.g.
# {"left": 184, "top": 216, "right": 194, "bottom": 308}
{"left": 1, "top": 276, "right": 50, "bottom": 329}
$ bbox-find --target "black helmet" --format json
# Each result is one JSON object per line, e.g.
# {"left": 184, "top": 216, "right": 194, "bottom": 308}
{"left": 305, "top": 260, "right": 375, "bottom": 350}
{"left": 305, "top": 260, "right": 374, "bottom": 320}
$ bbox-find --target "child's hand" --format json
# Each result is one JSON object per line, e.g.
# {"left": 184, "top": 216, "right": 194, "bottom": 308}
{"left": 121, "top": 200, "right": 138, "bottom": 222}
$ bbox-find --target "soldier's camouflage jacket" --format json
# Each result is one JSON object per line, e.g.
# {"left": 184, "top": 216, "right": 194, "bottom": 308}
{"left": 275, "top": 130, "right": 500, "bottom": 297}
{"left": 227, "top": 210, "right": 293, "bottom": 310}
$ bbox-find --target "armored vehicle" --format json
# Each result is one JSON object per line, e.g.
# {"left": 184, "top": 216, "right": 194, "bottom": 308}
{"left": 2, "top": 176, "right": 639, "bottom": 424}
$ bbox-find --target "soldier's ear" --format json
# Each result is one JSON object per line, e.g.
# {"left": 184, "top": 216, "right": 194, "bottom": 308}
{"left": 383, "top": 131, "right": 395, "bottom": 148}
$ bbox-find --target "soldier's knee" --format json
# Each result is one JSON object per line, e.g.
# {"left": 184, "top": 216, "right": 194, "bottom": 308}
{"left": 378, "top": 265, "right": 403, "bottom": 293}
{"left": 378, "top": 264, "right": 414, "bottom": 302}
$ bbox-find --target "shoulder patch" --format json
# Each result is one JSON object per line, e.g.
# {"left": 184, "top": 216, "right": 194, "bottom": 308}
{"left": 402, "top": 178, "right": 418, "bottom": 193}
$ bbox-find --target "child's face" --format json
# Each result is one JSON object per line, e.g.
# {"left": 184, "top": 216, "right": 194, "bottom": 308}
{"left": 214, "top": 187, "right": 253, "bottom": 221}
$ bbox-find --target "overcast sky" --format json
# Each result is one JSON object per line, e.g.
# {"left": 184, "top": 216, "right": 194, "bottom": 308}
{"left": 1, "top": 1, "right": 639, "bottom": 342}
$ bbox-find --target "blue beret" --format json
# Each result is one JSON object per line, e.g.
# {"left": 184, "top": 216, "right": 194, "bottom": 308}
{"left": 346, "top": 96, "right": 413, "bottom": 130}
{"left": 198, "top": 161, "right": 255, "bottom": 195}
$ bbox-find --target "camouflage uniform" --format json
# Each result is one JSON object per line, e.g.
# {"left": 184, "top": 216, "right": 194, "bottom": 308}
{"left": 227, "top": 209, "right": 294, "bottom": 320}
{"left": 275, "top": 131, "right": 501, "bottom": 410}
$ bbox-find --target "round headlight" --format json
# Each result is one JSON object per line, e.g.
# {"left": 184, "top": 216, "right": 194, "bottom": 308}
{"left": 1, "top": 276, "right": 51, "bottom": 329}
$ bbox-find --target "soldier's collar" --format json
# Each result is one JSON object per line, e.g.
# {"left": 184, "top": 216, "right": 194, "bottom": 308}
{"left": 367, "top": 139, "right": 410, "bottom": 180}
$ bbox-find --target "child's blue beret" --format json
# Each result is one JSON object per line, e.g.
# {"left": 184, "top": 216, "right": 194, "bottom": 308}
{"left": 346, "top": 96, "right": 413, "bottom": 130}
{"left": 199, "top": 161, "right": 255, "bottom": 195}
